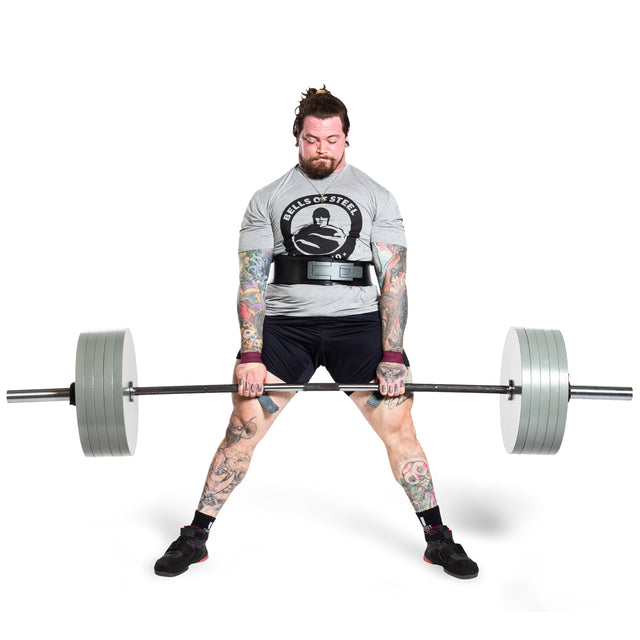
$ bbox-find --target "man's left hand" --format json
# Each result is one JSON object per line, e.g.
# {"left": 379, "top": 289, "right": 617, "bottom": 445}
{"left": 376, "top": 361, "right": 407, "bottom": 397}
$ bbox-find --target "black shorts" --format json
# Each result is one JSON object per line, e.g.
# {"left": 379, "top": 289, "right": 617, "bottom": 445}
{"left": 245, "top": 311, "right": 410, "bottom": 386}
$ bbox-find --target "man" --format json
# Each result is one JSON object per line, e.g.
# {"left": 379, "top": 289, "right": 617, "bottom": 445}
{"left": 154, "top": 87, "right": 479, "bottom": 580}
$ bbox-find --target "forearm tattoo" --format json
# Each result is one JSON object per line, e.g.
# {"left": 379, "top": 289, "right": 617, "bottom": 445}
{"left": 372, "top": 243, "right": 408, "bottom": 352}
{"left": 237, "top": 249, "right": 273, "bottom": 353}
{"left": 399, "top": 460, "right": 437, "bottom": 511}
{"left": 198, "top": 415, "right": 258, "bottom": 516}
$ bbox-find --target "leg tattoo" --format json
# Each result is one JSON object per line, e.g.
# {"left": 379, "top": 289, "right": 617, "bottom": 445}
{"left": 198, "top": 415, "right": 258, "bottom": 516}
{"left": 383, "top": 393, "right": 413, "bottom": 411}
{"left": 399, "top": 460, "right": 437, "bottom": 511}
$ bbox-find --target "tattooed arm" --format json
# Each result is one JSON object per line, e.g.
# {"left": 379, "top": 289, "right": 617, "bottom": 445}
{"left": 372, "top": 242, "right": 408, "bottom": 397}
{"left": 236, "top": 249, "right": 273, "bottom": 398}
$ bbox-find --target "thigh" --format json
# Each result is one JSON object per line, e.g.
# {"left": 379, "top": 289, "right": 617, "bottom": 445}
{"left": 349, "top": 367, "right": 416, "bottom": 443}
{"left": 228, "top": 363, "right": 296, "bottom": 444}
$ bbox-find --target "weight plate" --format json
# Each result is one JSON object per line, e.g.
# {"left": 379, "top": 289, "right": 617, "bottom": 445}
{"left": 520, "top": 329, "right": 536, "bottom": 453}
{"left": 525, "top": 329, "right": 552, "bottom": 454}
{"left": 521, "top": 328, "right": 540, "bottom": 453}
{"left": 75, "top": 332, "right": 94, "bottom": 456}
{"left": 542, "top": 330, "right": 560, "bottom": 454}
{"left": 550, "top": 330, "right": 569, "bottom": 454}
{"left": 112, "top": 329, "right": 138, "bottom": 455}
{"left": 109, "top": 330, "right": 131, "bottom": 456}
{"left": 84, "top": 333, "right": 101, "bottom": 456}
{"left": 515, "top": 327, "right": 534, "bottom": 454}
{"left": 91, "top": 332, "right": 112, "bottom": 456}
{"left": 500, "top": 327, "right": 532, "bottom": 454}
{"left": 103, "top": 331, "right": 122, "bottom": 456}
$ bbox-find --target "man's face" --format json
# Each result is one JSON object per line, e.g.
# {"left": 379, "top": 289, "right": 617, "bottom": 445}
{"left": 298, "top": 115, "right": 348, "bottom": 179}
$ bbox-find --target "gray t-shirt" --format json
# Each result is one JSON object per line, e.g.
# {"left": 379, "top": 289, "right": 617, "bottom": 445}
{"left": 238, "top": 164, "right": 407, "bottom": 317}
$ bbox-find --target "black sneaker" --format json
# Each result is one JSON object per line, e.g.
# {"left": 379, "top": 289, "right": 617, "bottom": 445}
{"left": 154, "top": 526, "right": 209, "bottom": 577}
{"left": 423, "top": 525, "right": 479, "bottom": 579}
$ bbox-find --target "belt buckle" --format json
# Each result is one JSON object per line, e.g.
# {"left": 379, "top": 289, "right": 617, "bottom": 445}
{"left": 307, "top": 261, "right": 363, "bottom": 282}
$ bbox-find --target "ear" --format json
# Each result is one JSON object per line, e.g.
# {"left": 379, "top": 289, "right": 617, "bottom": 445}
{"left": 345, "top": 139, "right": 350, "bottom": 147}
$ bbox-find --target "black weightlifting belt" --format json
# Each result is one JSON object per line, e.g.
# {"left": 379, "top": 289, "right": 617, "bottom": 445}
{"left": 273, "top": 255, "right": 373, "bottom": 286}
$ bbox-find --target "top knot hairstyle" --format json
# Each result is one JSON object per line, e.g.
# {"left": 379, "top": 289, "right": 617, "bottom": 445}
{"left": 292, "top": 86, "right": 350, "bottom": 141}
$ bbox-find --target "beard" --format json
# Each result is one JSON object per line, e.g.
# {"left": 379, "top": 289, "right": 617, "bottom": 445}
{"left": 298, "top": 153, "right": 343, "bottom": 179}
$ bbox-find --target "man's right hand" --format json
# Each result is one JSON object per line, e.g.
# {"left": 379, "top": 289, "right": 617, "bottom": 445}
{"left": 235, "top": 362, "right": 268, "bottom": 398}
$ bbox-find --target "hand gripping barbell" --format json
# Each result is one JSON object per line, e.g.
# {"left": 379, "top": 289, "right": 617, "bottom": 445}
{"left": 6, "top": 327, "right": 632, "bottom": 457}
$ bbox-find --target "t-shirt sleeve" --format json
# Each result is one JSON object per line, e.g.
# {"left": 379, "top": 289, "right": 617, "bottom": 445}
{"left": 370, "top": 191, "right": 407, "bottom": 247}
{"left": 238, "top": 191, "right": 275, "bottom": 253}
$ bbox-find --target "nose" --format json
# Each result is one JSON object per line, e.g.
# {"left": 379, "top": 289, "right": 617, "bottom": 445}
{"left": 316, "top": 140, "right": 327, "bottom": 154}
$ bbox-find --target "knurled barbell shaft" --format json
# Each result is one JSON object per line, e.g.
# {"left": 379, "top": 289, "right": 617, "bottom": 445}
{"left": 6, "top": 382, "right": 634, "bottom": 403}
{"left": 133, "top": 382, "right": 516, "bottom": 396}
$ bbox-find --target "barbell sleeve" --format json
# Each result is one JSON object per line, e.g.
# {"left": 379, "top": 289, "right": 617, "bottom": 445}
{"left": 569, "top": 385, "right": 633, "bottom": 401}
{"left": 6, "top": 388, "right": 72, "bottom": 403}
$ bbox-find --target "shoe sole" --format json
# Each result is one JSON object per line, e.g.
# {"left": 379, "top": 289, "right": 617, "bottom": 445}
{"left": 424, "top": 555, "right": 478, "bottom": 580}
{"left": 154, "top": 555, "right": 209, "bottom": 577}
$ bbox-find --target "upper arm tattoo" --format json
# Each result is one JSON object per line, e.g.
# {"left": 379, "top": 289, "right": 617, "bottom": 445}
{"left": 237, "top": 249, "right": 273, "bottom": 353}
{"left": 372, "top": 243, "right": 408, "bottom": 352}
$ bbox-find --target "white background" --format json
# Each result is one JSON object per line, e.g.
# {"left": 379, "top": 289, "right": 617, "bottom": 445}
{"left": 1, "top": 0, "right": 638, "bottom": 636}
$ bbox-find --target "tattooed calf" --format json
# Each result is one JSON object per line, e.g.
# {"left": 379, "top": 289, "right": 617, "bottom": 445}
{"left": 399, "top": 460, "right": 437, "bottom": 511}
{"left": 198, "top": 416, "right": 258, "bottom": 515}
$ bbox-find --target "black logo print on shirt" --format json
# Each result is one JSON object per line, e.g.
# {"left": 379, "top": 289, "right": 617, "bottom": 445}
{"left": 280, "top": 194, "right": 363, "bottom": 259}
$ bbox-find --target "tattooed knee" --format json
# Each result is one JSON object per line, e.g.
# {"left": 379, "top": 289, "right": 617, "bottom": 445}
{"left": 224, "top": 414, "right": 258, "bottom": 446}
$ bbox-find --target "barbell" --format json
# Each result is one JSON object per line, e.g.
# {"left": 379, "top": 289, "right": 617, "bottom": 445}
{"left": 6, "top": 327, "right": 632, "bottom": 457}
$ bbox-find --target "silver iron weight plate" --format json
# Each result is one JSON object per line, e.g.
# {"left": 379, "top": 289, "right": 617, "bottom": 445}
{"left": 550, "top": 330, "right": 569, "bottom": 454}
{"left": 85, "top": 333, "right": 101, "bottom": 455}
{"left": 500, "top": 327, "right": 532, "bottom": 454}
{"left": 524, "top": 328, "right": 552, "bottom": 454}
{"left": 112, "top": 329, "right": 138, "bottom": 456}
{"left": 91, "top": 332, "right": 112, "bottom": 456}
{"left": 522, "top": 328, "right": 541, "bottom": 453}
{"left": 542, "top": 329, "right": 560, "bottom": 454}
{"left": 103, "top": 331, "right": 122, "bottom": 456}
{"left": 75, "top": 332, "right": 93, "bottom": 456}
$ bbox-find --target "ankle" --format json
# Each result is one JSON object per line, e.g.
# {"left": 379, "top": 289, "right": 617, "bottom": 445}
{"left": 416, "top": 505, "right": 443, "bottom": 535}
{"left": 191, "top": 510, "right": 216, "bottom": 532}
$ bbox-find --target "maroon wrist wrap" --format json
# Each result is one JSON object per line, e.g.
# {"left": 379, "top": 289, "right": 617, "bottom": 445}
{"left": 381, "top": 351, "right": 404, "bottom": 364}
{"left": 240, "top": 352, "right": 263, "bottom": 364}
